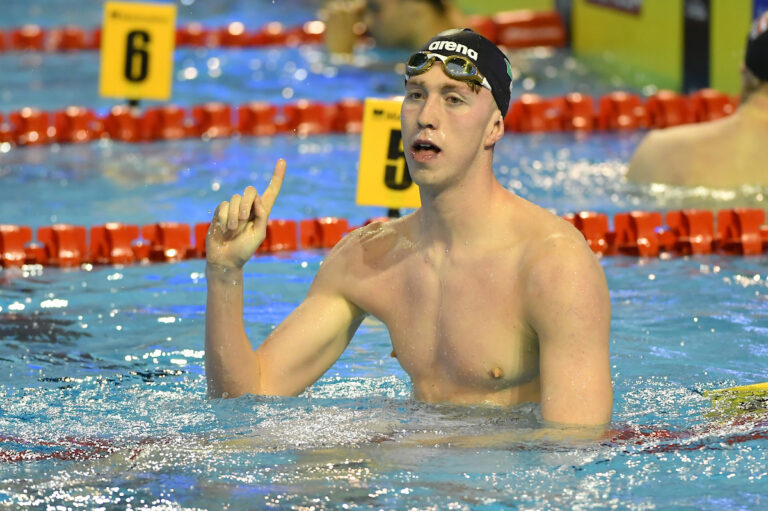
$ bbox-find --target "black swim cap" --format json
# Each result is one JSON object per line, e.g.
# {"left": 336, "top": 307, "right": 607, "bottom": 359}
{"left": 746, "top": 11, "right": 768, "bottom": 81}
{"left": 409, "top": 28, "right": 514, "bottom": 115}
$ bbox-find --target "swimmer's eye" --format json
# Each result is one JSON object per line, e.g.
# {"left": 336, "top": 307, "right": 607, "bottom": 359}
{"left": 445, "top": 94, "right": 465, "bottom": 105}
{"left": 405, "top": 90, "right": 424, "bottom": 100}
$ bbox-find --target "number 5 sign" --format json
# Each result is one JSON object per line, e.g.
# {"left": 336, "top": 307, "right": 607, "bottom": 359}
{"left": 99, "top": 2, "right": 177, "bottom": 101}
{"left": 356, "top": 98, "right": 421, "bottom": 210}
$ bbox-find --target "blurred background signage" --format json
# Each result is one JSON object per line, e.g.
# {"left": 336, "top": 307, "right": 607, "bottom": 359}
{"left": 585, "top": 0, "right": 642, "bottom": 15}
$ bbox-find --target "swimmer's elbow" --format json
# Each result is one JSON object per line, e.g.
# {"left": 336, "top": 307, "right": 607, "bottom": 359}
{"left": 205, "top": 348, "right": 264, "bottom": 399}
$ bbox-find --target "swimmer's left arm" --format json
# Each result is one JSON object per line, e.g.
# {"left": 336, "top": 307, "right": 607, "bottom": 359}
{"left": 524, "top": 233, "right": 613, "bottom": 431}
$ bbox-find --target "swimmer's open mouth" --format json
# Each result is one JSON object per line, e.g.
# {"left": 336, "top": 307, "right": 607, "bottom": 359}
{"left": 412, "top": 140, "right": 442, "bottom": 154}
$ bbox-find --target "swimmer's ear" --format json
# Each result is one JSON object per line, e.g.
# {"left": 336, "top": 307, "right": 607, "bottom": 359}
{"left": 484, "top": 110, "right": 505, "bottom": 148}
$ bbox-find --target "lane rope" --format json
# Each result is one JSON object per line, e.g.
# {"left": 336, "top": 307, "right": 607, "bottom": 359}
{"left": 1, "top": 208, "right": 766, "bottom": 269}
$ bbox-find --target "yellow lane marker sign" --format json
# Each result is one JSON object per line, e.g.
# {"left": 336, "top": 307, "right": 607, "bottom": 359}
{"left": 356, "top": 98, "right": 421, "bottom": 210}
{"left": 99, "top": 1, "right": 177, "bottom": 101}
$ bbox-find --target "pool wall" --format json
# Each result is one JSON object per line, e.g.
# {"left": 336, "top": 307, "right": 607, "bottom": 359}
{"left": 572, "top": 0, "right": 756, "bottom": 94}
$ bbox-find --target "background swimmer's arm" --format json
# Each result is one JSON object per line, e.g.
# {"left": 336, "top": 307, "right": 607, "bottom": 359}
{"left": 525, "top": 234, "right": 613, "bottom": 430}
{"left": 626, "top": 130, "right": 665, "bottom": 184}
{"left": 320, "top": 0, "right": 365, "bottom": 56}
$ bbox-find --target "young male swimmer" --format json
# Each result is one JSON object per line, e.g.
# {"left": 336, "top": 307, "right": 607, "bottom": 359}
{"left": 627, "top": 12, "right": 768, "bottom": 188}
{"left": 205, "top": 29, "right": 613, "bottom": 430}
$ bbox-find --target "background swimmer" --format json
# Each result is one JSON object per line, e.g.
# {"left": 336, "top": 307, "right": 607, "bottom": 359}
{"left": 627, "top": 11, "right": 768, "bottom": 189}
{"left": 320, "top": 0, "right": 467, "bottom": 55}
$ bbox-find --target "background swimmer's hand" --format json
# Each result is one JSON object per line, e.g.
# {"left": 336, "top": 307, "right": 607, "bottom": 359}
{"left": 206, "top": 159, "right": 286, "bottom": 270}
{"left": 320, "top": 0, "right": 365, "bottom": 56}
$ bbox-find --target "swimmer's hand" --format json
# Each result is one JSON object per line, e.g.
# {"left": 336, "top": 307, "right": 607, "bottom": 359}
{"left": 206, "top": 159, "right": 286, "bottom": 270}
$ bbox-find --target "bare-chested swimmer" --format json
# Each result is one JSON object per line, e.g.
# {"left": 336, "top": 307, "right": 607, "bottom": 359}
{"left": 205, "top": 29, "right": 612, "bottom": 429}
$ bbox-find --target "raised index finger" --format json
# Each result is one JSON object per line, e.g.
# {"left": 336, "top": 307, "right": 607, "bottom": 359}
{"left": 260, "top": 159, "right": 286, "bottom": 215}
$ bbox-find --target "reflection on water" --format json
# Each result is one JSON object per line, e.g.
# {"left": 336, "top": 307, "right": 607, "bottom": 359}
{"left": 1, "top": 382, "right": 766, "bottom": 509}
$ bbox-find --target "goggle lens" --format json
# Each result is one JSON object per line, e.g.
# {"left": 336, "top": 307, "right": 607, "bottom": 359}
{"left": 444, "top": 56, "right": 476, "bottom": 78}
{"left": 407, "top": 52, "right": 431, "bottom": 71}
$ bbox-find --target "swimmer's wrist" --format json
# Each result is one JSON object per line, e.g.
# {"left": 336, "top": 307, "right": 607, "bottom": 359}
{"left": 206, "top": 261, "right": 245, "bottom": 277}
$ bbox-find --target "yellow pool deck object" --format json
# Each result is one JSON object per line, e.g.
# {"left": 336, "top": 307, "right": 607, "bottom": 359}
{"left": 704, "top": 382, "right": 768, "bottom": 415}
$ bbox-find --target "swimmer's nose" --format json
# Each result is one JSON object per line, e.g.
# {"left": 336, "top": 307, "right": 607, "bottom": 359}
{"left": 417, "top": 95, "right": 440, "bottom": 130}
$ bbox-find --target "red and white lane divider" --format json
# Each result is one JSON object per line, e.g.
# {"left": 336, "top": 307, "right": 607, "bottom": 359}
{"left": 1, "top": 208, "right": 766, "bottom": 269}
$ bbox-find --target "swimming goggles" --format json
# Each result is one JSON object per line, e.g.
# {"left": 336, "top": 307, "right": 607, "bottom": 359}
{"left": 405, "top": 51, "right": 492, "bottom": 92}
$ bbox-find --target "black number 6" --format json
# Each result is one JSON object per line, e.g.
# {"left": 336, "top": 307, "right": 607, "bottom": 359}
{"left": 124, "top": 30, "right": 150, "bottom": 82}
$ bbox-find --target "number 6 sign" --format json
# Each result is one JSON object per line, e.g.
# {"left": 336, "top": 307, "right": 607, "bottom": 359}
{"left": 99, "top": 2, "right": 176, "bottom": 101}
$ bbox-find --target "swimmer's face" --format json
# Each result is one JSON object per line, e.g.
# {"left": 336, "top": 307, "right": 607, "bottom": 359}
{"left": 401, "top": 66, "right": 504, "bottom": 188}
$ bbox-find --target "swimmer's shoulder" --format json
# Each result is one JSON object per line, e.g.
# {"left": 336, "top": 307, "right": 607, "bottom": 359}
{"left": 517, "top": 216, "right": 609, "bottom": 328}
{"left": 628, "top": 116, "right": 735, "bottom": 184}
{"left": 496, "top": 194, "right": 596, "bottom": 269}
{"left": 514, "top": 201, "right": 606, "bottom": 292}
{"left": 318, "top": 214, "right": 416, "bottom": 271}
{"left": 507, "top": 193, "right": 586, "bottom": 247}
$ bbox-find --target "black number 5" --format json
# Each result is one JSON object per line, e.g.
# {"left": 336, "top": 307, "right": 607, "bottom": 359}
{"left": 124, "top": 30, "right": 150, "bottom": 82}
{"left": 384, "top": 130, "right": 412, "bottom": 190}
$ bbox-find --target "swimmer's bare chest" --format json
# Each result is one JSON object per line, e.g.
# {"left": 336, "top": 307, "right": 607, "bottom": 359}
{"left": 348, "top": 242, "right": 541, "bottom": 406}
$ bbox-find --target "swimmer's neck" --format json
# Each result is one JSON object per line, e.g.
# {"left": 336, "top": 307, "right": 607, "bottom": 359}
{"left": 415, "top": 173, "right": 509, "bottom": 249}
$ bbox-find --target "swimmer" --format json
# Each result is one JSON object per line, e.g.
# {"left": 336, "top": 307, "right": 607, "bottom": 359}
{"left": 205, "top": 29, "right": 612, "bottom": 433}
{"left": 320, "top": 0, "right": 467, "bottom": 55}
{"left": 627, "top": 11, "right": 768, "bottom": 188}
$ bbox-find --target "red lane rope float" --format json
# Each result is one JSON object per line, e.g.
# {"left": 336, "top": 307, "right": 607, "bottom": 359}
{"left": 0, "top": 10, "right": 566, "bottom": 53}
{"left": 0, "top": 88, "right": 739, "bottom": 148}
{"left": 504, "top": 88, "right": 737, "bottom": 134}
{"left": 1, "top": 209, "right": 766, "bottom": 269}
{"left": 0, "top": 99, "right": 367, "bottom": 147}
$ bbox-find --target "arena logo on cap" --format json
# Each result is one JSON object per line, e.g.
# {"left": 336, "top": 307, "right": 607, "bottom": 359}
{"left": 428, "top": 40, "right": 478, "bottom": 60}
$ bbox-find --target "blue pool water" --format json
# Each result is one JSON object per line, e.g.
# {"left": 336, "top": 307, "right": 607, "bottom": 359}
{"left": 1, "top": 1, "right": 767, "bottom": 509}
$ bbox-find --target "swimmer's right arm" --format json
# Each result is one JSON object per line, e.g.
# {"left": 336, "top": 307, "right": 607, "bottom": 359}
{"left": 205, "top": 159, "right": 363, "bottom": 398}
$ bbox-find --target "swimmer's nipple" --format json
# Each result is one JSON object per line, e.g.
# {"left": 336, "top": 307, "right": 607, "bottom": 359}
{"left": 390, "top": 349, "right": 397, "bottom": 358}
{"left": 490, "top": 366, "right": 504, "bottom": 379}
